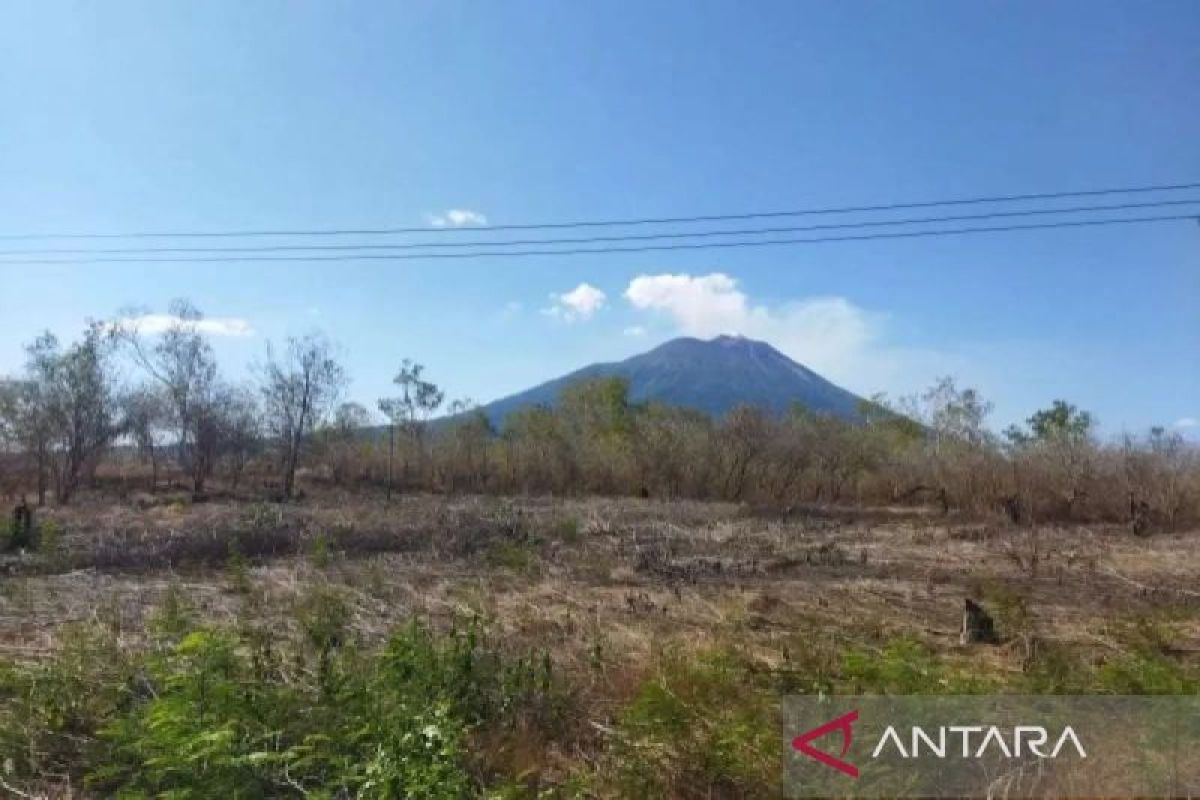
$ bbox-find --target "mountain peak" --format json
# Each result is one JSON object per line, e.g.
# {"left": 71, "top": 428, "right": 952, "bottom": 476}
{"left": 650, "top": 334, "right": 780, "bottom": 356}
{"left": 476, "top": 335, "right": 865, "bottom": 425}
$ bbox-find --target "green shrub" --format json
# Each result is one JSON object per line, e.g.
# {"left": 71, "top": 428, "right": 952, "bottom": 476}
{"left": 310, "top": 530, "right": 333, "bottom": 568}
{"left": 0, "top": 587, "right": 569, "bottom": 797}
{"left": 0, "top": 622, "right": 131, "bottom": 779}
{"left": 148, "top": 582, "right": 194, "bottom": 644}
{"left": 1092, "top": 614, "right": 1200, "bottom": 695}
{"left": 225, "top": 540, "right": 252, "bottom": 594}
{"left": 1094, "top": 651, "right": 1197, "bottom": 694}
{"left": 606, "top": 648, "right": 777, "bottom": 798}
{"left": 550, "top": 517, "right": 581, "bottom": 545}
{"left": 841, "top": 637, "right": 997, "bottom": 694}
{"left": 487, "top": 541, "right": 538, "bottom": 575}
{"left": 1020, "top": 640, "right": 1094, "bottom": 694}
{"left": 35, "top": 517, "right": 60, "bottom": 555}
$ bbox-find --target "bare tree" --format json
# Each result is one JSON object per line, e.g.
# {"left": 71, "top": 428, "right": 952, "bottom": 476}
{"left": 442, "top": 398, "right": 494, "bottom": 493}
{"left": 117, "top": 299, "right": 221, "bottom": 493}
{"left": 322, "top": 401, "right": 373, "bottom": 486}
{"left": 121, "top": 384, "right": 169, "bottom": 492}
{"left": 23, "top": 324, "right": 122, "bottom": 504}
{"left": 0, "top": 377, "right": 54, "bottom": 505}
{"left": 904, "top": 377, "right": 999, "bottom": 512}
{"left": 217, "top": 385, "right": 262, "bottom": 490}
{"left": 720, "top": 405, "right": 771, "bottom": 501}
{"left": 259, "top": 333, "right": 346, "bottom": 499}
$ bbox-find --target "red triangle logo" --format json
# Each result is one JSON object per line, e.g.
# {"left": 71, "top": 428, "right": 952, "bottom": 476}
{"left": 791, "top": 709, "right": 860, "bottom": 778}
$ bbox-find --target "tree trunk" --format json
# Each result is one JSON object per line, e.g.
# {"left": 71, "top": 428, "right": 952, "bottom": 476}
{"left": 386, "top": 424, "right": 395, "bottom": 501}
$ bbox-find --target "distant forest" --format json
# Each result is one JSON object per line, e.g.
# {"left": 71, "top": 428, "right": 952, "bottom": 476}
{"left": 2, "top": 300, "right": 1196, "bottom": 528}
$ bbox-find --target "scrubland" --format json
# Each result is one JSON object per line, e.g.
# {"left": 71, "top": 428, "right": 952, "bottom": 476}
{"left": 2, "top": 488, "right": 1198, "bottom": 798}
{"left": 3, "top": 313, "right": 1199, "bottom": 795}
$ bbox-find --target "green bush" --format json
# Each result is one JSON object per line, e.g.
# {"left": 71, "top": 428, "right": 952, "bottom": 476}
{"left": 310, "top": 530, "right": 333, "bottom": 568}
{"left": 36, "top": 517, "right": 60, "bottom": 554}
{"left": 0, "top": 622, "right": 132, "bottom": 779}
{"left": 4, "top": 605, "right": 1199, "bottom": 797}
{"left": 550, "top": 517, "right": 581, "bottom": 545}
{"left": 486, "top": 541, "right": 539, "bottom": 575}
{"left": 841, "top": 637, "right": 996, "bottom": 695}
{"left": 0, "top": 590, "right": 568, "bottom": 797}
{"left": 605, "top": 649, "right": 778, "bottom": 798}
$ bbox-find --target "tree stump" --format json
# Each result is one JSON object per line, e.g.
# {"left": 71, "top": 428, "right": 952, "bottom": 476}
{"left": 1130, "top": 498, "right": 1152, "bottom": 537}
{"left": 10, "top": 499, "right": 33, "bottom": 550}
{"left": 1000, "top": 495, "right": 1022, "bottom": 526}
{"left": 960, "top": 598, "right": 997, "bottom": 645}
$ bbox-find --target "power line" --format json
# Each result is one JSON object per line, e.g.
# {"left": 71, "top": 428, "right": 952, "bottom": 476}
{"left": 1, "top": 181, "right": 1198, "bottom": 241}
{"left": 2, "top": 214, "right": 1192, "bottom": 264}
{"left": 2, "top": 197, "right": 1196, "bottom": 257}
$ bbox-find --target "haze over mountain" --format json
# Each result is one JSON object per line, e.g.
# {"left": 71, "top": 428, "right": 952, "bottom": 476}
{"left": 476, "top": 335, "right": 867, "bottom": 426}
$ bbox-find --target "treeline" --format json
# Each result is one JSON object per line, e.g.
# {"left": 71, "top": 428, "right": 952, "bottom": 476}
{"left": 0, "top": 300, "right": 342, "bottom": 505}
{"left": 1, "top": 300, "right": 1197, "bottom": 527}
{"left": 363, "top": 377, "right": 1198, "bottom": 527}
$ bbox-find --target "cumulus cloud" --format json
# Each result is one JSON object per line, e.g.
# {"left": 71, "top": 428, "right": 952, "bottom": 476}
{"left": 543, "top": 283, "right": 607, "bottom": 322}
{"left": 116, "top": 313, "right": 255, "bottom": 337}
{"left": 1176, "top": 417, "right": 1198, "bottom": 429}
{"left": 624, "top": 272, "right": 879, "bottom": 379}
{"left": 426, "top": 208, "right": 488, "bottom": 228}
{"left": 625, "top": 273, "right": 754, "bottom": 334}
{"left": 621, "top": 270, "right": 964, "bottom": 395}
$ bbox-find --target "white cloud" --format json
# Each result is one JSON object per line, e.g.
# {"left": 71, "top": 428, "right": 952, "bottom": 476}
{"left": 426, "top": 208, "right": 488, "bottom": 228}
{"left": 625, "top": 273, "right": 753, "bottom": 334}
{"left": 117, "top": 313, "right": 255, "bottom": 337}
{"left": 623, "top": 271, "right": 957, "bottom": 394}
{"left": 542, "top": 282, "right": 607, "bottom": 322}
{"left": 1176, "top": 417, "right": 1198, "bottom": 429}
{"left": 623, "top": 325, "right": 648, "bottom": 338}
{"left": 624, "top": 272, "right": 875, "bottom": 377}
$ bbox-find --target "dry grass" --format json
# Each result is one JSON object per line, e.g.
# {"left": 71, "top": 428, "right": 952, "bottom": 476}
{"left": 4, "top": 488, "right": 1199, "bottom": 672}
{"left": 4, "top": 489, "right": 1200, "bottom": 797}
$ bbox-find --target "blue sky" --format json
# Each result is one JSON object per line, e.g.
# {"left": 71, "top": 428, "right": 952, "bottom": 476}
{"left": 1, "top": 0, "right": 1197, "bottom": 435}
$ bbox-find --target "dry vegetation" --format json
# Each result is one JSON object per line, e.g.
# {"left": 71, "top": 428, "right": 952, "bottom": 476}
{"left": 1, "top": 304, "right": 1199, "bottom": 796}
{"left": 2, "top": 488, "right": 1200, "bottom": 797}
{"left": 8, "top": 489, "right": 1200, "bottom": 663}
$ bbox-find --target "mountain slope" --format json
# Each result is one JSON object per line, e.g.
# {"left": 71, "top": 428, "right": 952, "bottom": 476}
{"left": 476, "top": 335, "right": 866, "bottom": 426}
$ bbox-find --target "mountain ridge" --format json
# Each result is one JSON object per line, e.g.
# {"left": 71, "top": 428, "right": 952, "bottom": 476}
{"left": 473, "top": 335, "right": 866, "bottom": 426}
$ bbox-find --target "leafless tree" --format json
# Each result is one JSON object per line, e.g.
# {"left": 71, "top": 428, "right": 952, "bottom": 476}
{"left": 259, "top": 333, "right": 346, "bottom": 499}
{"left": 23, "top": 324, "right": 122, "bottom": 504}
{"left": 441, "top": 398, "right": 494, "bottom": 492}
{"left": 117, "top": 299, "right": 221, "bottom": 493}
{"left": 217, "top": 385, "right": 262, "bottom": 490}
{"left": 121, "top": 384, "right": 169, "bottom": 492}
{"left": 720, "top": 405, "right": 771, "bottom": 501}
{"left": 0, "top": 377, "right": 53, "bottom": 505}
{"left": 321, "top": 401, "right": 374, "bottom": 486}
